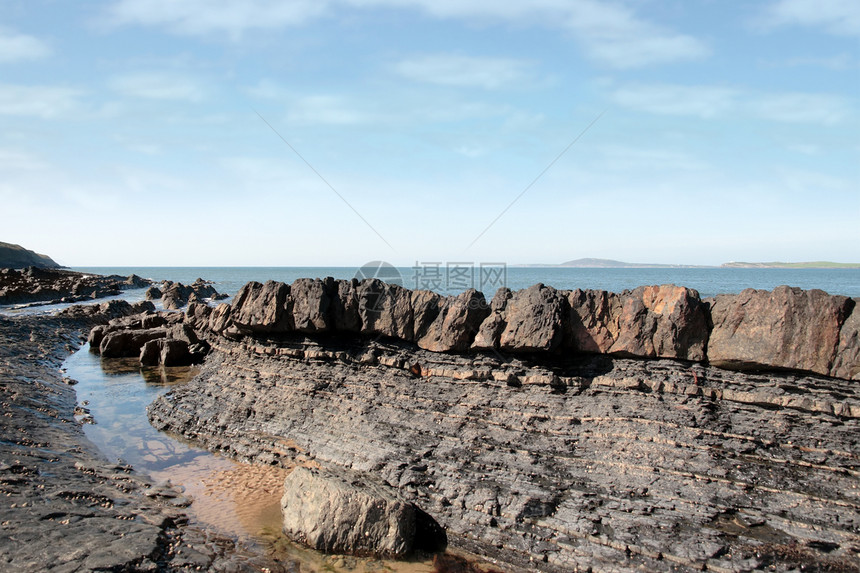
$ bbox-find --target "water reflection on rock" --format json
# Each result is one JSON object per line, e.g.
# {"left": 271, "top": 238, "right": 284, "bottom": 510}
{"left": 64, "top": 345, "right": 476, "bottom": 572}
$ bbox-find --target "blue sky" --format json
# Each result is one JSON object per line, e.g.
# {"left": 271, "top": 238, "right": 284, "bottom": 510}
{"left": 1, "top": 0, "right": 857, "bottom": 266}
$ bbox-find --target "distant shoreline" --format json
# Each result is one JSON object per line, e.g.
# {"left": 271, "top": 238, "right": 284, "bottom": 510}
{"left": 512, "top": 258, "right": 860, "bottom": 269}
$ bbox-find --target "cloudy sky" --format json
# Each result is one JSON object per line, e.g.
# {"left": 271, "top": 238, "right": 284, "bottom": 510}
{"left": 1, "top": 0, "right": 858, "bottom": 266}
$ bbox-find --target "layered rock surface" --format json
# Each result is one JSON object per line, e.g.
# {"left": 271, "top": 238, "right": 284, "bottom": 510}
{"left": 139, "top": 278, "right": 860, "bottom": 572}
{"left": 149, "top": 331, "right": 860, "bottom": 572}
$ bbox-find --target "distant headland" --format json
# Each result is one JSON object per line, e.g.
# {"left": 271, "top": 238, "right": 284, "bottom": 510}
{"left": 515, "top": 258, "right": 860, "bottom": 269}
{"left": 0, "top": 241, "right": 62, "bottom": 269}
{"left": 720, "top": 261, "right": 860, "bottom": 269}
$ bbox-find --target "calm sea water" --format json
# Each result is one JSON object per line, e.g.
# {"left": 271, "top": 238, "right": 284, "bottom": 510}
{"left": 70, "top": 266, "right": 860, "bottom": 300}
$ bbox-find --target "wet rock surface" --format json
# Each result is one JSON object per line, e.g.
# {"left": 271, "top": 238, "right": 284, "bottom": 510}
{"left": 150, "top": 328, "right": 860, "bottom": 572}
{"left": 0, "top": 309, "right": 280, "bottom": 571}
{"left": 0, "top": 267, "right": 150, "bottom": 307}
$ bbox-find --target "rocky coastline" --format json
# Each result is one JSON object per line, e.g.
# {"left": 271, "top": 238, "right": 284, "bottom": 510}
{"left": 0, "top": 301, "right": 284, "bottom": 572}
{"left": 137, "top": 278, "right": 858, "bottom": 571}
{"left": 2, "top": 275, "right": 858, "bottom": 572}
{"left": 0, "top": 267, "right": 150, "bottom": 307}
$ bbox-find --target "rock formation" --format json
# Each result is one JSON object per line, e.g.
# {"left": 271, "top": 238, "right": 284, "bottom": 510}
{"left": 0, "top": 267, "right": 150, "bottom": 306}
{"left": 88, "top": 307, "right": 209, "bottom": 367}
{"left": 157, "top": 279, "right": 225, "bottom": 310}
{"left": 215, "top": 278, "right": 858, "bottom": 380}
{"left": 281, "top": 466, "right": 445, "bottom": 558}
{"left": 136, "top": 278, "right": 859, "bottom": 572}
{"left": 709, "top": 286, "right": 856, "bottom": 379}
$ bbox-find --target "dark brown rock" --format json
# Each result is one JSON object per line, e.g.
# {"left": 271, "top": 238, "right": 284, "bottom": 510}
{"left": 145, "top": 286, "right": 162, "bottom": 300}
{"left": 411, "top": 290, "right": 444, "bottom": 342}
{"left": 290, "top": 278, "right": 333, "bottom": 333}
{"left": 416, "top": 289, "right": 489, "bottom": 353}
{"left": 566, "top": 285, "right": 708, "bottom": 361}
{"left": 331, "top": 279, "right": 362, "bottom": 332}
{"left": 471, "top": 288, "right": 510, "bottom": 350}
{"left": 99, "top": 327, "right": 167, "bottom": 358}
{"left": 208, "top": 303, "right": 232, "bottom": 334}
{"left": 832, "top": 299, "right": 860, "bottom": 380}
{"left": 356, "top": 280, "right": 413, "bottom": 340}
{"left": 708, "top": 286, "right": 852, "bottom": 376}
{"left": 499, "top": 284, "right": 565, "bottom": 352}
{"left": 139, "top": 338, "right": 161, "bottom": 366}
{"left": 610, "top": 285, "right": 708, "bottom": 360}
{"left": 565, "top": 289, "right": 622, "bottom": 353}
{"left": 230, "top": 281, "right": 291, "bottom": 334}
{"left": 185, "top": 302, "right": 212, "bottom": 330}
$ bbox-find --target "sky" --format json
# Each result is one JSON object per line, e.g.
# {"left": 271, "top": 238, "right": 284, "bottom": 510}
{"left": 1, "top": 0, "right": 858, "bottom": 267}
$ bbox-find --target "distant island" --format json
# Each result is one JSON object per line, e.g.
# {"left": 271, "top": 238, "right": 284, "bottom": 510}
{"left": 515, "top": 258, "right": 860, "bottom": 269}
{"left": 721, "top": 261, "right": 860, "bottom": 269}
{"left": 515, "top": 258, "right": 713, "bottom": 269}
{"left": 0, "top": 241, "right": 62, "bottom": 269}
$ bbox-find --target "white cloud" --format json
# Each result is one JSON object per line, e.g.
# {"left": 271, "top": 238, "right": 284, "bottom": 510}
{"left": 286, "top": 95, "right": 378, "bottom": 125}
{"left": 611, "top": 83, "right": 739, "bottom": 118}
{"left": 107, "top": 0, "right": 327, "bottom": 38}
{"left": 764, "top": 0, "right": 860, "bottom": 36}
{"left": 0, "top": 27, "right": 51, "bottom": 63}
{"left": 751, "top": 93, "right": 851, "bottom": 125}
{"left": 612, "top": 82, "right": 854, "bottom": 125}
{"left": 0, "top": 149, "right": 49, "bottom": 171}
{"left": 596, "top": 145, "right": 710, "bottom": 172}
{"left": 364, "top": 0, "right": 710, "bottom": 67}
{"left": 106, "top": 0, "right": 707, "bottom": 67}
{"left": 394, "top": 54, "right": 535, "bottom": 89}
{"left": 774, "top": 53, "right": 858, "bottom": 70}
{"left": 0, "top": 84, "right": 83, "bottom": 118}
{"left": 109, "top": 72, "right": 207, "bottom": 102}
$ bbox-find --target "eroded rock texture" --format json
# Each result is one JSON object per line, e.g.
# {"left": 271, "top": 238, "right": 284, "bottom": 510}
{"left": 149, "top": 329, "right": 860, "bottom": 572}
{"left": 281, "top": 466, "right": 424, "bottom": 558}
{"left": 0, "top": 310, "right": 273, "bottom": 572}
{"left": 220, "top": 278, "right": 858, "bottom": 380}
{"left": 709, "top": 286, "right": 855, "bottom": 378}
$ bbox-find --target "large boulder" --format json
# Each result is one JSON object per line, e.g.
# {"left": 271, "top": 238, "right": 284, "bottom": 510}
{"left": 565, "top": 285, "right": 708, "bottom": 361}
{"left": 291, "top": 278, "right": 333, "bottom": 333}
{"left": 230, "top": 281, "right": 292, "bottom": 334}
{"left": 487, "top": 284, "right": 565, "bottom": 352}
{"left": 611, "top": 285, "right": 708, "bottom": 360}
{"left": 471, "top": 288, "right": 511, "bottom": 350}
{"left": 356, "top": 280, "right": 414, "bottom": 340}
{"left": 208, "top": 303, "right": 232, "bottom": 334}
{"left": 281, "top": 466, "right": 445, "bottom": 558}
{"left": 139, "top": 339, "right": 194, "bottom": 367}
{"left": 708, "top": 286, "right": 853, "bottom": 376}
{"left": 415, "top": 289, "right": 489, "bottom": 352}
{"left": 411, "top": 290, "right": 444, "bottom": 342}
{"left": 831, "top": 299, "right": 860, "bottom": 380}
{"left": 565, "top": 289, "right": 622, "bottom": 354}
{"left": 185, "top": 302, "right": 212, "bottom": 330}
{"left": 99, "top": 327, "right": 168, "bottom": 358}
{"left": 331, "top": 279, "right": 362, "bottom": 332}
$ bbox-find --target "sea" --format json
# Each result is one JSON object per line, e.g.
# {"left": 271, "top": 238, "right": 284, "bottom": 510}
{"left": 2, "top": 265, "right": 858, "bottom": 317}
{"left": 70, "top": 265, "right": 860, "bottom": 301}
